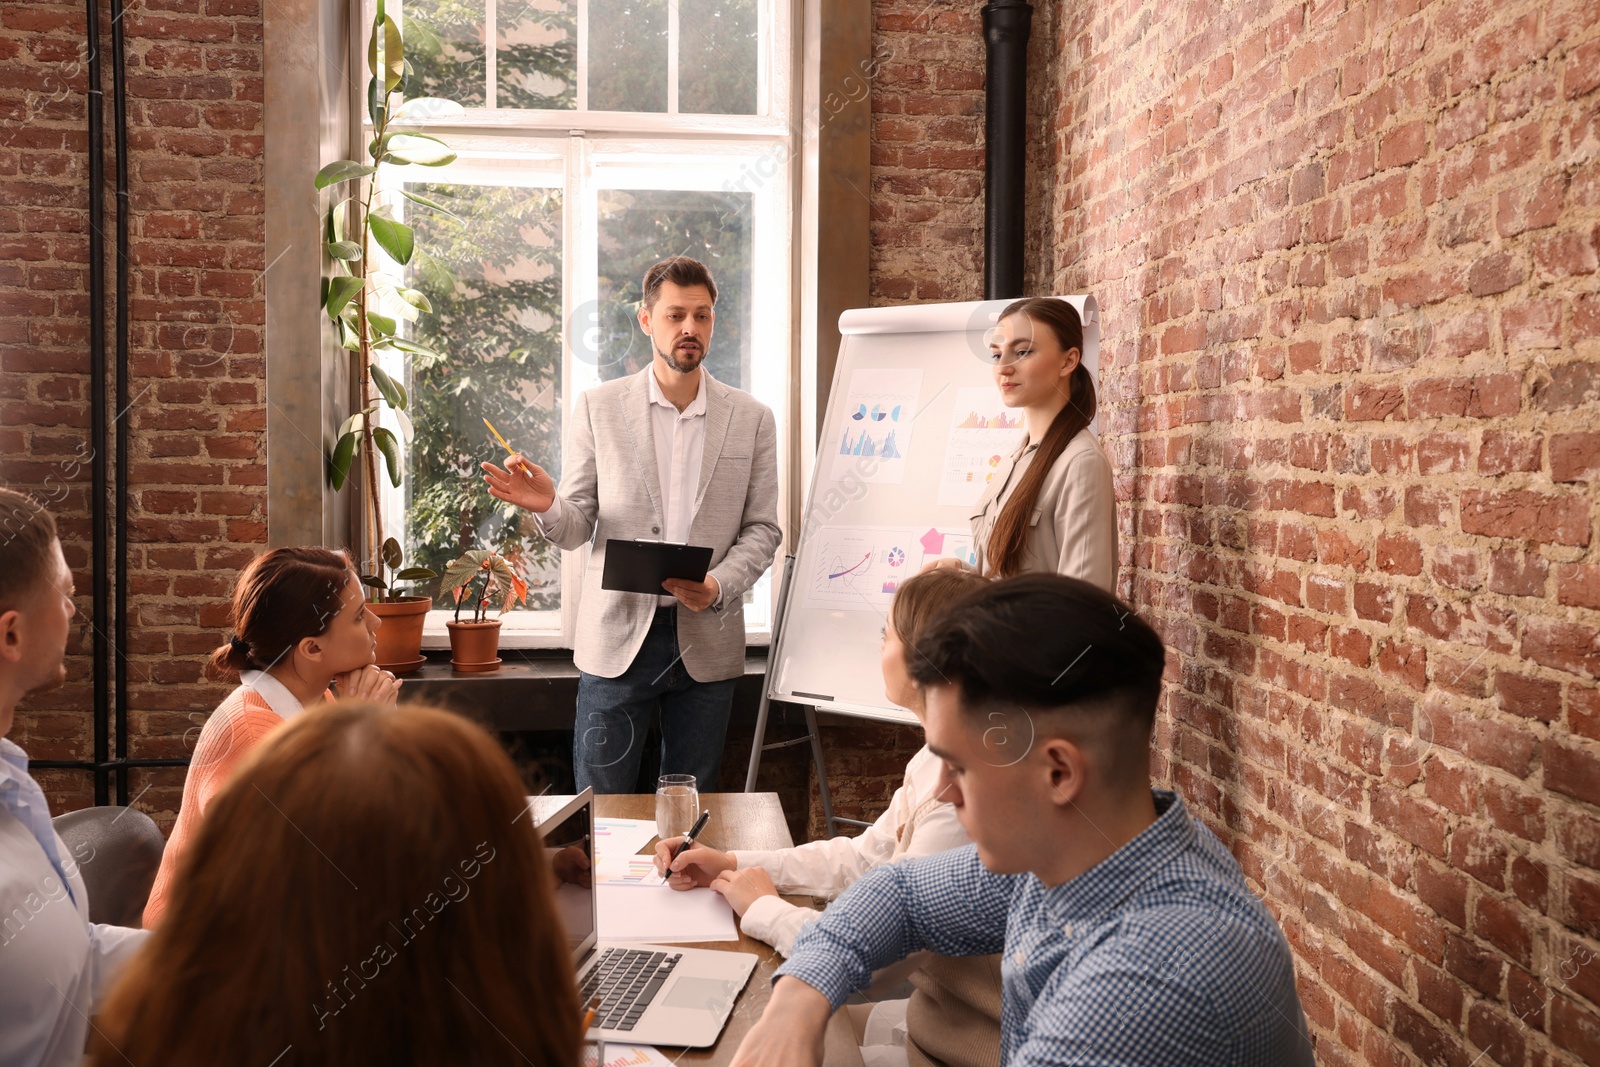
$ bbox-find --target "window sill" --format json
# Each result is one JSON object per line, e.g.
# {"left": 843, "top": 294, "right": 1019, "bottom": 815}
{"left": 420, "top": 620, "right": 773, "bottom": 650}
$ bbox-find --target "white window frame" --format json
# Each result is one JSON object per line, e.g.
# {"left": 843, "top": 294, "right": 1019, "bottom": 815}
{"left": 361, "top": 0, "right": 796, "bottom": 649}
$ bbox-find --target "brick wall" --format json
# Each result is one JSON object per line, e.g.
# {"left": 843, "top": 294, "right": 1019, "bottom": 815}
{"left": 867, "top": 1, "right": 985, "bottom": 305}
{"left": 860, "top": 1, "right": 1600, "bottom": 1063}
{"left": 0, "top": 0, "right": 266, "bottom": 816}
{"left": 1055, "top": 1, "right": 1599, "bottom": 1063}
{"left": 6, "top": 1, "right": 1599, "bottom": 1059}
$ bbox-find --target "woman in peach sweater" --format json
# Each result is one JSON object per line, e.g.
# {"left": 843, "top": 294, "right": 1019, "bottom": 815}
{"left": 142, "top": 547, "right": 401, "bottom": 927}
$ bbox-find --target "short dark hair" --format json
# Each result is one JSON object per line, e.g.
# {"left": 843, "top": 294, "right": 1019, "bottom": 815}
{"left": 0, "top": 487, "right": 60, "bottom": 613}
{"left": 642, "top": 256, "right": 717, "bottom": 309}
{"left": 909, "top": 574, "right": 1167, "bottom": 776}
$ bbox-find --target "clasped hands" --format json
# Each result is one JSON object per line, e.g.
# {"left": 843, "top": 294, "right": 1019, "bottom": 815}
{"left": 330, "top": 665, "right": 401, "bottom": 703}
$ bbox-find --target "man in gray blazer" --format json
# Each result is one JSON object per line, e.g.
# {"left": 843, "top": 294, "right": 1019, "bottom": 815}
{"left": 483, "top": 257, "right": 781, "bottom": 793}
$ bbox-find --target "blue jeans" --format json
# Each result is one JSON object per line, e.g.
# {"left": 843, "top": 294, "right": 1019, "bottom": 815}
{"left": 573, "top": 606, "right": 738, "bottom": 794}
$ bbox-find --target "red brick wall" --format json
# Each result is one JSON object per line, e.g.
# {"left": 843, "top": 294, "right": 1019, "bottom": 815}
{"left": 866, "top": 1, "right": 1063, "bottom": 305}
{"left": 1053, "top": 2, "right": 1599, "bottom": 1064}
{"left": 861, "top": 1, "right": 1600, "bottom": 1063}
{"left": 6, "top": 3, "right": 1599, "bottom": 1060}
{"left": 867, "top": 1, "right": 985, "bottom": 305}
{"left": 0, "top": 0, "right": 265, "bottom": 815}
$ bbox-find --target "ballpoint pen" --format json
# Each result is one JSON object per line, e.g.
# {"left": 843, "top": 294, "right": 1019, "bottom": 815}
{"left": 667, "top": 810, "right": 712, "bottom": 882}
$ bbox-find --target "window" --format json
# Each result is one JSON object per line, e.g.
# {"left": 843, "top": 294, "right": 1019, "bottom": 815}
{"left": 361, "top": 0, "right": 793, "bottom": 646}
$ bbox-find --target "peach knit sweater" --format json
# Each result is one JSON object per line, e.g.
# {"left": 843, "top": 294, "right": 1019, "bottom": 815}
{"left": 142, "top": 686, "right": 288, "bottom": 928}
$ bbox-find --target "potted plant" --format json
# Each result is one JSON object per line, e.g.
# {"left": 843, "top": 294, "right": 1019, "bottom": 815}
{"left": 359, "top": 536, "right": 438, "bottom": 674}
{"left": 316, "top": 0, "right": 461, "bottom": 617}
{"left": 440, "top": 549, "right": 528, "bottom": 672}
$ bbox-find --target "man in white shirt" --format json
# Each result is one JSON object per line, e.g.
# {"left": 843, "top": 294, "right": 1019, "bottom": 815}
{"left": 0, "top": 488, "right": 149, "bottom": 1065}
{"left": 483, "top": 257, "right": 782, "bottom": 793}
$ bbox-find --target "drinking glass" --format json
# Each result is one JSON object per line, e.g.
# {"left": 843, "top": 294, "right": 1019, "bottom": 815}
{"left": 655, "top": 774, "right": 699, "bottom": 842}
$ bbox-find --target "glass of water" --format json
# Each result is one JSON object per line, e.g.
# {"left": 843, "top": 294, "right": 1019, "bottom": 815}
{"left": 655, "top": 774, "right": 699, "bottom": 843}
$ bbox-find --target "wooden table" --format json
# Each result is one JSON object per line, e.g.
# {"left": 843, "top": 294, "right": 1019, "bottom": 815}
{"left": 594, "top": 794, "right": 859, "bottom": 1067}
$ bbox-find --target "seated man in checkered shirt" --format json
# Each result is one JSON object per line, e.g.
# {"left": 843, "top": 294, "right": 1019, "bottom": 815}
{"left": 732, "top": 574, "right": 1314, "bottom": 1067}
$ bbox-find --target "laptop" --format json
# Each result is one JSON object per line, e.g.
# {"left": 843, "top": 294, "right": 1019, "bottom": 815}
{"left": 532, "top": 789, "right": 758, "bottom": 1048}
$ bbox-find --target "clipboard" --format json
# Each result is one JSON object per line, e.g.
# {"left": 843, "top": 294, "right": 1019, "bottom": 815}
{"left": 601, "top": 539, "right": 714, "bottom": 596}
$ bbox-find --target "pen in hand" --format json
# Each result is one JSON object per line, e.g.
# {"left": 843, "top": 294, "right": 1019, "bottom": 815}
{"left": 667, "top": 810, "right": 712, "bottom": 883}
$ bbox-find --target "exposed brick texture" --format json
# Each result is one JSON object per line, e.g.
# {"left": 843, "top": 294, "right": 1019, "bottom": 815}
{"left": 869, "top": 2, "right": 983, "bottom": 304}
{"left": 0, "top": 0, "right": 265, "bottom": 818}
{"left": 852, "top": 2, "right": 1600, "bottom": 1064}
{"left": 4, "top": 1, "right": 1599, "bottom": 1062}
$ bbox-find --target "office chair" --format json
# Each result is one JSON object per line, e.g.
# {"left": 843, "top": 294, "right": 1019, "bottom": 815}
{"left": 51, "top": 805, "right": 166, "bottom": 928}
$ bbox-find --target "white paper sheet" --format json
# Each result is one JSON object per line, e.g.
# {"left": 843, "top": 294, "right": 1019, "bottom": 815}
{"left": 595, "top": 854, "right": 667, "bottom": 887}
{"left": 600, "top": 1045, "right": 677, "bottom": 1067}
{"left": 594, "top": 817, "right": 660, "bottom": 865}
{"left": 596, "top": 883, "right": 739, "bottom": 943}
{"left": 830, "top": 368, "right": 923, "bottom": 485}
{"left": 936, "top": 386, "right": 1024, "bottom": 507}
{"left": 802, "top": 524, "right": 929, "bottom": 613}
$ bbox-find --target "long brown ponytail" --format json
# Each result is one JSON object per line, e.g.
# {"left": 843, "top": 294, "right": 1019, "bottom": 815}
{"left": 985, "top": 298, "right": 1095, "bottom": 578}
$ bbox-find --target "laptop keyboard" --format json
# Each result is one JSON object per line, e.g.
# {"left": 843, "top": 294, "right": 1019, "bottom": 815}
{"left": 580, "top": 948, "right": 684, "bottom": 1031}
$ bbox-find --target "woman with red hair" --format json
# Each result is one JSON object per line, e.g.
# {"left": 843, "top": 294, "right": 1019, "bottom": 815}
{"left": 94, "top": 701, "right": 582, "bottom": 1067}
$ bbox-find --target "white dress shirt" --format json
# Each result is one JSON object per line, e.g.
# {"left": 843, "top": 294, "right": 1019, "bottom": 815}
{"left": 645, "top": 367, "right": 707, "bottom": 606}
{"left": 0, "top": 738, "right": 149, "bottom": 1067}
{"left": 537, "top": 368, "right": 715, "bottom": 608}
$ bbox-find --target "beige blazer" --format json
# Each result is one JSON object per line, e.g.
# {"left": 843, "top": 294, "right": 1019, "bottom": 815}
{"left": 969, "top": 427, "right": 1117, "bottom": 590}
{"left": 538, "top": 368, "right": 782, "bottom": 681}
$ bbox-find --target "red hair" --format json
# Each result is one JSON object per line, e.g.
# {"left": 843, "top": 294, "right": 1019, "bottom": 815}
{"left": 93, "top": 702, "right": 582, "bottom": 1067}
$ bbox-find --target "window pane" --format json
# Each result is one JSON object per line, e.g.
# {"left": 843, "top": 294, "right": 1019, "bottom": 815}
{"left": 498, "top": 0, "right": 577, "bottom": 109}
{"left": 593, "top": 189, "right": 753, "bottom": 390}
{"left": 679, "top": 0, "right": 758, "bottom": 115}
{"left": 586, "top": 0, "right": 667, "bottom": 112}
{"left": 404, "top": 0, "right": 488, "bottom": 108}
{"left": 403, "top": 182, "right": 565, "bottom": 611}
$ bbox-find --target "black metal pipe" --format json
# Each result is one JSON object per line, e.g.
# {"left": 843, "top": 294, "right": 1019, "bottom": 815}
{"left": 981, "top": 0, "right": 1033, "bottom": 301}
{"left": 85, "top": 0, "right": 110, "bottom": 806}
{"left": 111, "top": 0, "right": 130, "bottom": 804}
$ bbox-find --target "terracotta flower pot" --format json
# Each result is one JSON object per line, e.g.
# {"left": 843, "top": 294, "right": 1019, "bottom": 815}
{"left": 446, "top": 618, "right": 502, "bottom": 673}
{"left": 370, "top": 596, "right": 431, "bottom": 674}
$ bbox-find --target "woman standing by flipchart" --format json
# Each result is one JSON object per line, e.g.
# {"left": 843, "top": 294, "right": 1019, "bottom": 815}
{"left": 966, "top": 297, "right": 1117, "bottom": 590}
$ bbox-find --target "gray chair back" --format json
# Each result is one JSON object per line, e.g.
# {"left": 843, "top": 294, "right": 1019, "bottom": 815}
{"left": 50, "top": 805, "right": 166, "bottom": 928}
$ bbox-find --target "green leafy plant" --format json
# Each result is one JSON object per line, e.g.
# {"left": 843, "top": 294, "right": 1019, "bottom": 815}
{"left": 441, "top": 549, "right": 528, "bottom": 624}
{"left": 316, "top": 0, "right": 461, "bottom": 595}
{"left": 358, "top": 536, "right": 439, "bottom": 599}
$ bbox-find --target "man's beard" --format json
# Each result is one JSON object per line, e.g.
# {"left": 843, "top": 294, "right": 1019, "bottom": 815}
{"left": 657, "top": 340, "right": 705, "bottom": 374}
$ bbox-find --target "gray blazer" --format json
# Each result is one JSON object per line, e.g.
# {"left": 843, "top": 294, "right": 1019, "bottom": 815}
{"left": 538, "top": 368, "right": 782, "bottom": 681}
{"left": 969, "top": 428, "right": 1117, "bottom": 590}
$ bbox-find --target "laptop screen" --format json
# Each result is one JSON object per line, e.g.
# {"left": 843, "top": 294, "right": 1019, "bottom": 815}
{"left": 531, "top": 790, "right": 597, "bottom": 962}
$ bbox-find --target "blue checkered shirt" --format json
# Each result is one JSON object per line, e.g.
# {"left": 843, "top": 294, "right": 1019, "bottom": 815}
{"left": 777, "top": 791, "right": 1313, "bottom": 1066}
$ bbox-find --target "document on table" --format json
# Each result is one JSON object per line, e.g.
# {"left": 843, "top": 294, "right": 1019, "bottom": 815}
{"left": 597, "top": 883, "right": 739, "bottom": 943}
{"left": 594, "top": 817, "right": 660, "bottom": 864}
{"left": 595, "top": 854, "right": 667, "bottom": 887}
{"left": 600, "top": 1045, "right": 676, "bottom": 1067}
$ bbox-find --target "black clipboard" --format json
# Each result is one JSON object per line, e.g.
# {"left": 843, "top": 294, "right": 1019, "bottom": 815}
{"left": 601, "top": 539, "right": 715, "bottom": 595}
